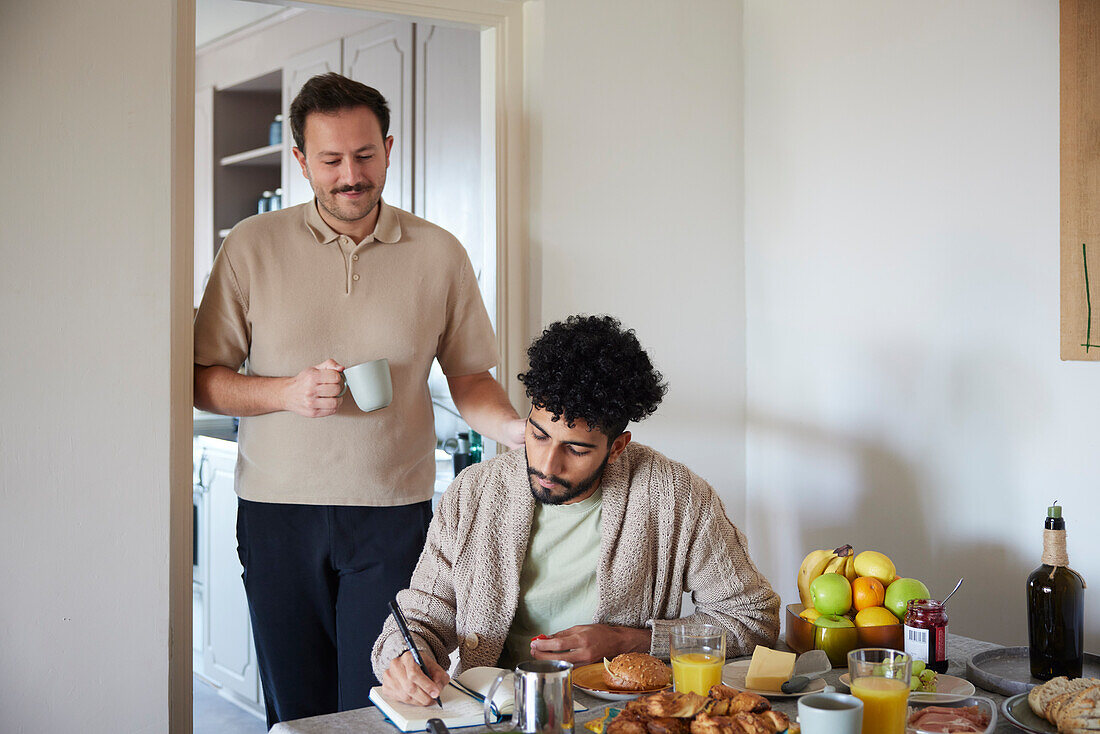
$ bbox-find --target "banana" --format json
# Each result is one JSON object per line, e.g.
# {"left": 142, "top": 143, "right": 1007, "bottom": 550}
{"left": 843, "top": 554, "right": 858, "bottom": 582}
{"left": 796, "top": 544, "right": 855, "bottom": 608}
{"left": 796, "top": 549, "right": 833, "bottom": 607}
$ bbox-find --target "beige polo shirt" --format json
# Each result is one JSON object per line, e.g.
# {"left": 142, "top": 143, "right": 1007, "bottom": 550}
{"left": 193, "top": 199, "right": 499, "bottom": 506}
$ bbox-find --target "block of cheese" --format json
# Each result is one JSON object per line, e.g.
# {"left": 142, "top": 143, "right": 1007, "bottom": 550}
{"left": 744, "top": 645, "right": 797, "bottom": 692}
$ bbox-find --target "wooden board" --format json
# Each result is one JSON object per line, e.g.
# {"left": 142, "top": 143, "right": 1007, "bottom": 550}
{"left": 1061, "top": 0, "right": 1100, "bottom": 360}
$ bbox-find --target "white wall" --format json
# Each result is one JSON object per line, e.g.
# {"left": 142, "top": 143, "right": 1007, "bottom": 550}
{"left": 196, "top": 0, "right": 282, "bottom": 47}
{"left": 744, "top": 0, "right": 1100, "bottom": 650}
{"left": 0, "top": 1, "right": 191, "bottom": 732}
{"left": 525, "top": 0, "right": 749, "bottom": 517}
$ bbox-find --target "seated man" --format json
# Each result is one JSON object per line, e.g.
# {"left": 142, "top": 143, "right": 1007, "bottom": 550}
{"left": 372, "top": 315, "right": 780, "bottom": 705}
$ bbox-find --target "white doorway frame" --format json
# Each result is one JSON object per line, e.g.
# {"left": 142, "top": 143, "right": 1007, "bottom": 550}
{"left": 171, "top": 1, "right": 529, "bottom": 730}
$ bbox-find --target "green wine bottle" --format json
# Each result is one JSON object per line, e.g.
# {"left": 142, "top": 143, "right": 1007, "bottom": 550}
{"left": 1026, "top": 502, "right": 1086, "bottom": 680}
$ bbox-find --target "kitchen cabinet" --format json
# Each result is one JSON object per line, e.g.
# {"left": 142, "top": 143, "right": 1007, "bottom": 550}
{"left": 193, "top": 436, "right": 263, "bottom": 717}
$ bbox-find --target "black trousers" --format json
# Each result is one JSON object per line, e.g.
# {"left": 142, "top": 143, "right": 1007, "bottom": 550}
{"left": 236, "top": 497, "right": 432, "bottom": 728}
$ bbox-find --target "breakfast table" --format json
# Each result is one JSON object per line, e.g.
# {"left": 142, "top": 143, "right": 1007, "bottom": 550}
{"left": 270, "top": 634, "right": 1026, "bottom": 733}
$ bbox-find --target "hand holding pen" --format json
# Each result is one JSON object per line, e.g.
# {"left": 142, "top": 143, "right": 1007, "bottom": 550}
{"left": 385, "top": 600, "right": 449, "bottom": 707}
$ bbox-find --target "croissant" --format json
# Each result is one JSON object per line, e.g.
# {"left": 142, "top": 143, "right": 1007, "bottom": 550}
{"left": 626, "top": 690, "right": 708, "bottom": 718}
{"left": 689, "top": 712, "right": 737, "bottom": 734}
{"left": 607, "top": 710, "right": 650, "bottom": 734}
{"left": 755, "top": 710, "right": 789, "bottom": 733}
{"left": 703, "top": 691, "right": 769, "bottom": 716}
{"left": 730, "top": 713, "right": 772, "bottom": 734}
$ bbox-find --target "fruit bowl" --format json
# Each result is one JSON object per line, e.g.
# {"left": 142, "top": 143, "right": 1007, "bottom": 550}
{"left": 785, "top": 604, "right": 903, "bottom": 667}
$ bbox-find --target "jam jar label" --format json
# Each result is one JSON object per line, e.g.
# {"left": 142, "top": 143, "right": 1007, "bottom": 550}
{"left": 904, "top": 622, "right": 947, "bottom": 664}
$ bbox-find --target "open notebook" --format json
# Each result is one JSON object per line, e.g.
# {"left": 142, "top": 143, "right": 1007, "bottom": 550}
{"left": 369, "top": 666, "right": 587, "bottom": 731}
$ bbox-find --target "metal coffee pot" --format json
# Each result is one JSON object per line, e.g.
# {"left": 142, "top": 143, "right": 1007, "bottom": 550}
{"left": 484, "top": 660, "right": 574, "bottom": 734}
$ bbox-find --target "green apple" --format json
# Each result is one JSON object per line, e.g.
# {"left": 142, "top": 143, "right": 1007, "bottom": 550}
{"left": 884, "top": 577, "right": 931, "bottom": 619}
{"left": 812, "top": 614, "right": 856, "bottom": 629}
{"left": 812, "top": 614, "right": 858, "bottom": 666}
{"left": 810, "top": 572, "right": 853, "bottom": 615}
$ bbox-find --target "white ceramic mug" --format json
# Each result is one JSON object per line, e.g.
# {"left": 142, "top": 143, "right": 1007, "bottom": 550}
{"left": 341, "top": 358, "right": 392, "bottom": 413}
{"left": 797, "top": 692, "right": 863, "bottom": 734}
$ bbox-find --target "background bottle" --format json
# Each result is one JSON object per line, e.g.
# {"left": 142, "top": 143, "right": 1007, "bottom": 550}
{"left": 468, "top": 430, "right": 483, "bottom": 464}
{"left": 452, "top": 431, "right": 471, "bottom": 476}
{"left": 269, "top": 114, "right": 283, "bottom": 146}
{"left": 1026, "top": 502, "right": 1085, "bottom": 680}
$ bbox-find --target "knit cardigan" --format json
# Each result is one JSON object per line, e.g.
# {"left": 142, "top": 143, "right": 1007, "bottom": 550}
{"left": 371, "top": 442, "right": 780, "bottom": 678}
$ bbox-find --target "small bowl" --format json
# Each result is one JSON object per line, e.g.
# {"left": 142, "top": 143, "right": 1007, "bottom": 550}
{"left": 906, "top": 696, "right": 997, "bottom": 733}
{"left": 785, "top": 604, "right": 903, "bottom": 666}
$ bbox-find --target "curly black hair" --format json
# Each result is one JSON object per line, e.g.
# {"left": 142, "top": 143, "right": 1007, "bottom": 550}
{"left": 517, "top": 315, "right": 667, "bottom": 438}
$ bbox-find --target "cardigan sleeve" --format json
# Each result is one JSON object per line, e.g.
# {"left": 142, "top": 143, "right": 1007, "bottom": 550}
{"left": 371, "top": 482, "right": 464, "bottom": 679}
{"left": 649, "top": 470, "right": 780, "bottom": 659}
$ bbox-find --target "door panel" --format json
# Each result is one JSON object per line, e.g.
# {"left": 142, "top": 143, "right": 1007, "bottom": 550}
{"left": 343, "top": 22, "right": 414, "bottom": 211}
{"left": 282, "top": 40, "right": 342, "bottom": 207}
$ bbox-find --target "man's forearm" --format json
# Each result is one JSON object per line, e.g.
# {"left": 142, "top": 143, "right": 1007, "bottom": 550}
{"left": 194, "top": 364, "right": 290, "bottom": 417}
{"left": 446, "top": 371, "right": 524, "bottom": 447}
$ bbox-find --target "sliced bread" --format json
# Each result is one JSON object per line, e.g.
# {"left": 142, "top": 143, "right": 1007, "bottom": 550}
{"left": 1031, "top": 677, "right": 1072, "bottom": 718}
{"left": 1028, "top": 677, "right": 1100, "bottom": 722}
{"left": 1048, "top": 690, "right": 1082, "bottom": 725}
{"left": 1054, "top": 684, "right": 1100, "bottom": 733}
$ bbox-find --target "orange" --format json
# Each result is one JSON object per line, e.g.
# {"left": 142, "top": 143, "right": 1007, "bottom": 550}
{"left": 854, "top": 606, "right": 899, "bottom": 627}
{"left": 851, "top": 576, "right": 886, "bottom": 611}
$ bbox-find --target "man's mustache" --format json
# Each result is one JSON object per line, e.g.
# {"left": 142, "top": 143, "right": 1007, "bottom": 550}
{"left": 528, "top": 467, "right": 573, "bottom": 491}
{"left": 331, "top": 184, "right": 369, "bottom": 194}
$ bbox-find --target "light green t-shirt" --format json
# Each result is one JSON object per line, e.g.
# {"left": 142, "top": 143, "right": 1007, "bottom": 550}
{"left": 499, "top": 488, "right": 603, "bottom": 669}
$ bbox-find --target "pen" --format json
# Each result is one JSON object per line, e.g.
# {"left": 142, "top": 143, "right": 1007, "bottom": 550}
{"left": 388, "top": 599, "right": 443, "bottom": 708}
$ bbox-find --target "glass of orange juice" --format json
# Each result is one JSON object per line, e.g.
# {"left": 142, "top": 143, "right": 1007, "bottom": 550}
{"left": 847, "top": 648, "right": 911, "bottom": 734}
{"left": 670, "top": 624, "right": 725, "bottom": 695}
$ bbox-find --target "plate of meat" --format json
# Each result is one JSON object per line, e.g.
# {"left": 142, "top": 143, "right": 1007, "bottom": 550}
{"left": 906, "top": 696, "right": 997, "bottom": 733}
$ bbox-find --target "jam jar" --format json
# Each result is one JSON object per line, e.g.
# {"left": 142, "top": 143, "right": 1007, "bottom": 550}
{"left": 904, "top": 599, "right": 948, "bottom": 673}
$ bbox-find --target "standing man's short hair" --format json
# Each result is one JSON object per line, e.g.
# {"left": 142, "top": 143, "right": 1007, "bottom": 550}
{"left": 517, "top": 314, "right": 668, "bottom": 438}
{"left": 289, "top": 72, "right": 391, "bottom": 152}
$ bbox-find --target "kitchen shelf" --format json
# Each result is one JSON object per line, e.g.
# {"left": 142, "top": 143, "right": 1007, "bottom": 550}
{"left": 220, "top": 143, "right": 281, "bottom": 167}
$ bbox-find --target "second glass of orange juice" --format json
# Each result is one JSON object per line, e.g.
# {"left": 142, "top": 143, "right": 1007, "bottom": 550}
{"left": 847, "top": 648, "right": 910, "bottom": 734}
{"left": 670, "top": 624, "right": 725, "bottom": 695}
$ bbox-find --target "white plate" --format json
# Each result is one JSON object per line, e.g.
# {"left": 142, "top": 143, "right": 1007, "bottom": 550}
{"left": 722, "top": 660, "right": 827, "bottom": 698}
{"left": 839, "top": 672, "right": 976, "bottom": 703}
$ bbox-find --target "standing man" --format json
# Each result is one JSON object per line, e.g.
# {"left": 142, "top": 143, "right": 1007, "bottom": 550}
{"left": 194, "top": 72, "right": 524, "bottom": 726}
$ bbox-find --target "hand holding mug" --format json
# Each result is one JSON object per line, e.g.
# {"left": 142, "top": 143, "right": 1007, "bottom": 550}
{"left": 283, "top": 359, "right": 345, "bottom": 417}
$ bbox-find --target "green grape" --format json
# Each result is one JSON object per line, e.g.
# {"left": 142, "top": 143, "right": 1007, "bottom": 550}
{"left": 911, "top": 660, "right": 926, "bottom": 676}
{"left": 909, "top": 677, "right": 921, "bottom": 691}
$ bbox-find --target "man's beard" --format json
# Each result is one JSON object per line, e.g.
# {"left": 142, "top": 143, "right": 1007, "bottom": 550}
{"left": 526, "top": 449, "right": 610, "bottom": 505}
{"left": 315, "top": 180, "right": 382, "bottom": 223}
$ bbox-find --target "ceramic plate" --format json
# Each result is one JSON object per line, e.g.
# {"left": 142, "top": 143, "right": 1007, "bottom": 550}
{"left": 838, "top": 673, "right": 976, "bottom": 703}
{"left": 572, "top": 662, "right": 671, "bottom": 701}
{"left": 1001, "top": 692, "right": 1056, "bottom": 734}
{"left": 721, "top": 660, "right": 826, "bottom": 698}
